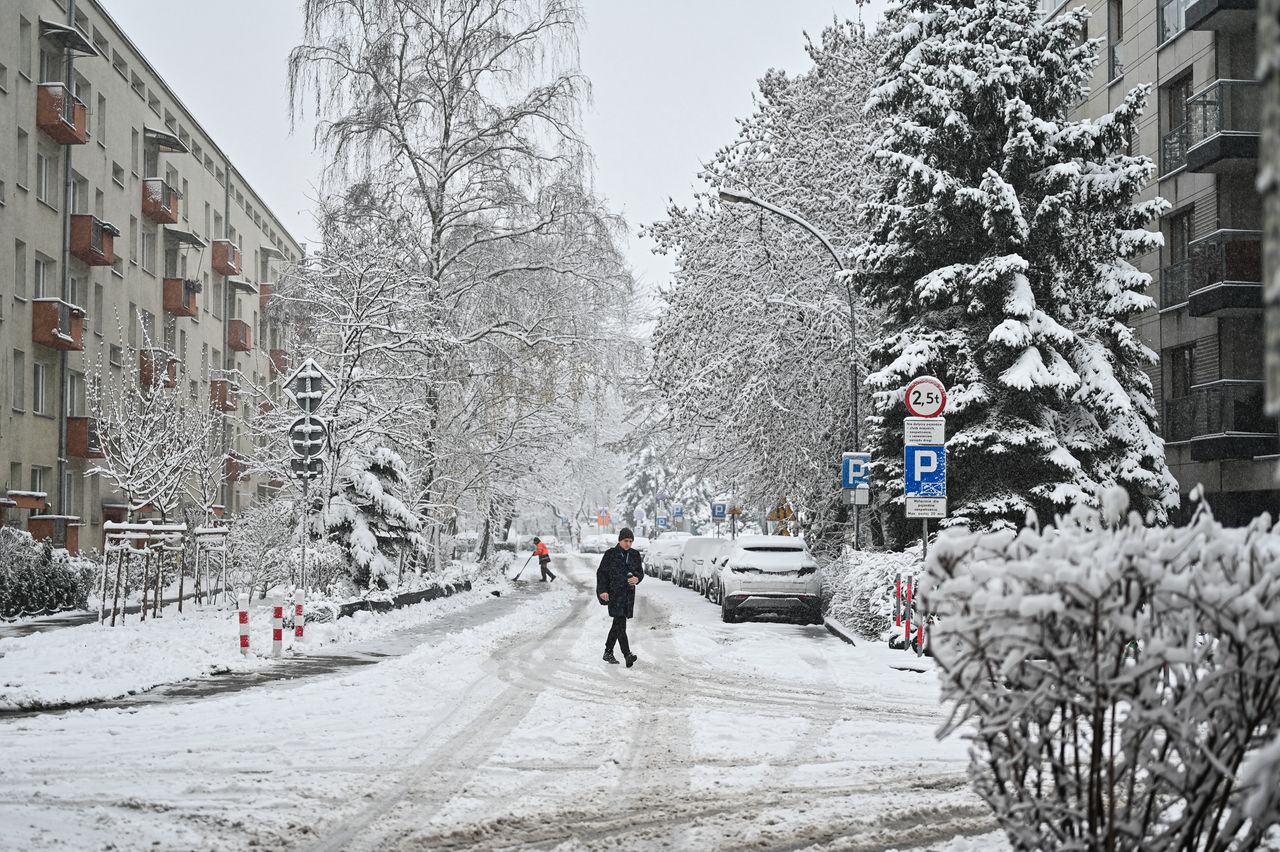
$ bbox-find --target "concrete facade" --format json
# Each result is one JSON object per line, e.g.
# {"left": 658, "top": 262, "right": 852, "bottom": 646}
{"left": 0, "top": 0, "right": 302, "bottom": 550}
{"left": 1052, "top": 0, "right": 1271, "bottom": 524}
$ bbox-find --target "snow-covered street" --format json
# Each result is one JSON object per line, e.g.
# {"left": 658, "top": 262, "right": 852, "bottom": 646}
{"left": 0, "top": 555, "right": 999, "bottom": 851}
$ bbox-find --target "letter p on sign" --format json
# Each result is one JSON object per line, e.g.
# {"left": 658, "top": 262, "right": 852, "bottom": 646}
{"left": 914, "top": 449, "right": 937, "bottom": 475}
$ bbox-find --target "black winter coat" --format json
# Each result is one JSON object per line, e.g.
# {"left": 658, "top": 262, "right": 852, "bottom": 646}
{"left": 596, "top": 545, "right": 644, "bottom": 618}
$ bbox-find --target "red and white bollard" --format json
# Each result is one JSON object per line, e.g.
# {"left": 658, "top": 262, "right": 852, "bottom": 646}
{"left": 238, "top": 594, "right": 250, "bottom": 657}
{"left": 294, "top": 589, "right": 305, "bottom": 643}
{"left": 272, "top": 605, "right": 284, "bottom": 658}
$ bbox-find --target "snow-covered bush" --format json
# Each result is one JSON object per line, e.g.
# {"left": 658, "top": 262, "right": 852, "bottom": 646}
{"left": 324, "top": 446, "right": 426, "bottom": 590}
{"left": 0, "top": 528, "right": 96, "bottom": 618}
{"left": 928, "top": 491, "right": 1280, "bottom": 849}
{"left": 822, "top": 547, "right": 921, "bottom": 639}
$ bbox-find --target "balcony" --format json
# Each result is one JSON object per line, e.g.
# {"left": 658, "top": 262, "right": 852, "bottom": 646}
{"left": 224, "top": 454, "right": 248, "bottom": 483}
{"left": 36, "top": 83, "right": 89, "bottom": 145}
{"left": 1162, "top": 123, "right": 1189, "bottom": 175}
{"left": 1185, "top": 81, "right": 1261, "bottom": 174}
{"left": 270, "top": 349, "right": 290, "bottom": 376}
{"left": 32, "top": 299, "right": 86, "bottom": 351}
{"left": 142, "top": 178, "right": 181, "bottom": 224}
{"left": 210, "top": 378, "right": 239, "bottom": 412}
{"left": 67, "top": 416, "right": 104, "bottom": 459}
{"left": 28, "top": 516, "right": 81, "bottom": 554}
{"left": 1186, "top": 230, "right": 1263, "bottom": 317}
{"left": 139, "top": 349, "right": 178, "bottom": 390}
{"left": 212, "top": 239, "right": 242, "bottom": 276}
{"left": 162, "top": 278, "right": 200, "bottom": 318}
{"left": 7, "top": 490, "right": 47, "bottom": 510}
{"left": 259, "top": 282, "right": 275, "bottom": 311}
{"left": 1186, "top": 0, "right": 1256, "bottom": 30}
{"left": 70, "top": 215, "right": 120, "bottom": 266}
{"left": 227, "top": 319, "right": 252, "bottom": 353}
{"left": 1164, "top": 381, "right": 1278, "bottom": 460}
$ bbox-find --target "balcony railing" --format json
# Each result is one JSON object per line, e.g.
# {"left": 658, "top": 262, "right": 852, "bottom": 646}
{"left": 1159, "top": 0, "right": 1195, "bottom": 41}
{"left": 69, "top": 215, "right": 119, "bottom": 266}
{"left": 142, "top": 178, "right": 181, "bottom": 224}
{"left": 32, "top": 299, "right": 86, "bottom": 351}
{"left": 1161, "top": 123, "right": 1188, "bottom": 174}
{"left": 1189, "top": 230, "right": 1263, "bottom": 291}
{"left": 162, "top": 278, "right": 200, "bottom": 317}
{"left": 1165, "top": 381, "right": 1273, "bottom": 441}
{"left": 1161, "top": 259, "right": 1191, "bottom": 307}
{"left": 1187, "top": 80, "right": 1262, "bottom": 149}
{"left": 212, "top": 239, "right": 242, "bottom": 277}
{"left": 35, "top": 83, "right": 89, "bottom": 145}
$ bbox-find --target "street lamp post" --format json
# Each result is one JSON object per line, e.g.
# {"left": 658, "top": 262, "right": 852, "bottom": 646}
{"left": 717, "top": 187, "right": 863, "bottom": 547}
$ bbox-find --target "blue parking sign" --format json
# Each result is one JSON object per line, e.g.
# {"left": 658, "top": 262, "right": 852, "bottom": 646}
{"left": 841, "top": 452, "right": 871, "bottom": 489}
{"left": 711, "top": 502, "right": 727, "bottom": 521}
{"left": 672, "top": 505, "right": 684, "bottom": 520}
{"left": 657, "top": 516, "right": 669, "bottom": 529}
{"left": 904, "top": 446, "right": 946, "bottom": 498}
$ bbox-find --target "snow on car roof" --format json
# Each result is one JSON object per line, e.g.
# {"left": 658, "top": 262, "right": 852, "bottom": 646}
{"left": 730, "top": 535, "right": 806, "bottom": 549}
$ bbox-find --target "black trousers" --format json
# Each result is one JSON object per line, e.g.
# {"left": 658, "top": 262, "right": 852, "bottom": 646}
{"left": 539, "top": 558, "right": 555, "bottom": 580}
{"left": 605, "top": 615, "right": 631, "bottom": 656}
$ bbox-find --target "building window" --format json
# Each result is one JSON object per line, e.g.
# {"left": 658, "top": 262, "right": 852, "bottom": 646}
{"left": 96, "top": 93, "right": 107, "bottom": 141}
{"left": 35, "top": 150, "right": 54, "bottom": 205}
{"left": 18, "top": 17, "right": 32, "bottom": 78}
{"left": 1159, "top": 0, "right": 1194, "bottom": 42}
{"left": 66, "top": 372, "right": 86, "bottom": 418}
{"left": 14, "top": 240, "right": 26, "bottom": 299}
{"left": 212, "top": 278, "right": 223, "bottom": 319}
{"left": 33, "top": 361, "right": 48, "bottom": 415}
{"left": 1107, "top": 0, "right": 1124, "bottom": 80}
{"left": 33, "top": 256, "right": 52, "bottom": 299}
{"left": 109, "top": 344, "right": 122, "bottom": 367}
{"left": 71, "top": 172, "right": 88, "bottom": 214}
{"left": 112, "top": 161, "right": 125, "bottom": 187}
{"left": 130, "top": 127, "right": 140, "bottom": 175}
{"left": 9, "top": 463, "right": 22, "bottom": 492}
{"left": 1170, "top": 345, "right": 1195, "bottom": 398}
{"left": 63, "top": 470, "right": 81, "bottom": 520}
{"left": 129, "top": 216, "right": 138, "bottom": 263}
{"left": 12, "top": 350, "right": 25, "bottom": 411}
{"left": 127, "top": 302, "right": 137, "bottom": 347}
{"left": 30, "top": 466, "right": 49, "bottom": 496}
{"left": 16, "top": 129, "right": 29, "bottom": 188}
{"left": 1166, "top": 207, "right": 1194, "bottom": 267}
{"left": 94, "top": 284, "right": 104, "bottom": 335}
{"left": 141, "top": 227, "right": 157, "bottom": 274}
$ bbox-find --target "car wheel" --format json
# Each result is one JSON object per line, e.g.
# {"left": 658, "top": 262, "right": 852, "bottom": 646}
{"left": 721, "top": 600, "right": 736, "bottom": 623}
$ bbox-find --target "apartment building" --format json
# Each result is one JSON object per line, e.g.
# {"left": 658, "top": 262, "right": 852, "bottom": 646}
{"left": 1051, "top": 0, "right": 1271, "bottom": 523}
{"left": 0, "top": 0, "right": 304, "bottom": 551}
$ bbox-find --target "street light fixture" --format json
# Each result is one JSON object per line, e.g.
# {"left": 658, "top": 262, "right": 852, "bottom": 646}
{"left": 718, "top": 185, "right": 864, "bottom": 544}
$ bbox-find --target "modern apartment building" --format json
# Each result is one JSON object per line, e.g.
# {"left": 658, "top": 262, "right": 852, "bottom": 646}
{"left": 0, "top": 0, "right": 304, "bottom": 551}
{"left": 1053, "top": 0, "right": 1272, "bottom": 524}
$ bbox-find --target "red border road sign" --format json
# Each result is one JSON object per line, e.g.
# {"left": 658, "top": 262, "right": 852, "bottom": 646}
{"left": 905, "top": 376, "right": 947, "bottom": 418}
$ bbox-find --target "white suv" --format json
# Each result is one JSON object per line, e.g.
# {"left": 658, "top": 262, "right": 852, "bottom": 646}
{"left": 675, "top": 536, "right": 730, "bottom": 591}
{"left": 647, "top": 532, "right": 690, "bottom": 579}
{"left": 715, "top": 536, "right": 821, "bottom": 624}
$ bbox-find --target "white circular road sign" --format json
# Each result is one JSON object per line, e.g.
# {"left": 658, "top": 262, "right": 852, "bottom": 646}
{"left": 905, "top": 376, "right": 947, "bottom": 418}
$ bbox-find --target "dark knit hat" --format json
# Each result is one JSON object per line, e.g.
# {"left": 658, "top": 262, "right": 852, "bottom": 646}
{"left": 618, "top": 528, "right": 635, "bottom": 541}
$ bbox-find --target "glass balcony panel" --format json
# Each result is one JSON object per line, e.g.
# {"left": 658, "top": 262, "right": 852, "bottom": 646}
{"left": 1187, "top": 81, "right": 1261, "bottom": 148}
{"left": 1166, "top": 382, "right": 1271, "bottom": 441}
{"left": 1189, "top": 231, "right": 1263, "bottom": 292}
{"left": 1162, "top": 123, "right": 1188, "bottom": 173}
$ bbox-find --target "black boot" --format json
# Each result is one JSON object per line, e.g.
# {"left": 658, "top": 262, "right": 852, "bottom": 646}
{"left": 603, "top": 651, "right": 620, "bottom": 664}
{"left": 625, "top": 653, "right": 638, "bottom": 668}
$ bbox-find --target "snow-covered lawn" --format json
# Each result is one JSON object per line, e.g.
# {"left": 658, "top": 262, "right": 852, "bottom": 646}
{"left": 0, "top": 583, "right": 500, "bottom": 710}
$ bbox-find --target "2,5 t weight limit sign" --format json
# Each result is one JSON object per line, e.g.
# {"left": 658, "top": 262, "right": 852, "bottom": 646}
{"left": 905, "top": 376, "right": 947, "bottom": 419}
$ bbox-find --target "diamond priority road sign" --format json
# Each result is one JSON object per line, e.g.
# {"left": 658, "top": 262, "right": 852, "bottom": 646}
{"left": 283, "top": 357, "right": 336, "bottom": 415}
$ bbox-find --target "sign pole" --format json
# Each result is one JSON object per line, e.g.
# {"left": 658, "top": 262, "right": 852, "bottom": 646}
{"left": 300, "top": 474, "right": 309, "bottom": 594}
{"left": 922, "top": 518, "right": 928, "bottom": 562}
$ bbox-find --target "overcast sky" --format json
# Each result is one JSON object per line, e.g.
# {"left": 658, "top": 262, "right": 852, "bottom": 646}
{"left": 101, "top": 0, "right": 884, "bottom": 290}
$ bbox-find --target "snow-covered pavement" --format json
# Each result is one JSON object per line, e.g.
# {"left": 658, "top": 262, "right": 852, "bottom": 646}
{"left": 0, "top": 555, "right": 1002, "bottom": 851}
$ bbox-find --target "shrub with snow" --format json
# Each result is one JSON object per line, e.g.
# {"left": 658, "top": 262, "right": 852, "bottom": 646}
{"left": 822, "top": 547, "right": 922, "bottom": 639}
{"left": 927, "top": 491, "right": 1280, "bottom": 849}
{"left": 323, "top": 446, "right": 426, "bottom": 590}
{"left": 0, "top": 528, "right": 97, "bottom": 618}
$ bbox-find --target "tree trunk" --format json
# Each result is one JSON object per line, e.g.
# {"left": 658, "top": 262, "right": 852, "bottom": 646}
{"left": 110, "top": 550, "right": 125, "bottom": 626}
{"left": 139, "top": 551, "right": 151, "bottom": 622}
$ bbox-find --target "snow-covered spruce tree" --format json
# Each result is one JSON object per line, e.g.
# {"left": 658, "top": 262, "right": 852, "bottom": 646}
{"left": 324, "top": 445, "right": 425, "bottom": 591}
{"left": 857, "top": 0, "right": 1178, "bottom": 539}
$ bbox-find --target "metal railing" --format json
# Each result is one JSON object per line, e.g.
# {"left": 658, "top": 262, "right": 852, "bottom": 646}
{"left": 1161, "top": 123, "right": 1188, "bottom": 174}
{"left": 1188, "top": 230, "right": 1264, "bottom": 294}
{"left": 1161, "top": 259, "right": 1191, "bottom": 306}
{"left": 89, "top": 217, "right": 104, "bottom": 254}
{"left": 1187, "top": 80, "right": 1262, "bottom": 149}
{"left": 1164, "top": 381, "right": 1270, "bottom": 441}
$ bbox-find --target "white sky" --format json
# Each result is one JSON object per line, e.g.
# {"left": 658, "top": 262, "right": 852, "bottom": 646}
{"left": 100, "top": 0, "right": 885, "bottom": 289}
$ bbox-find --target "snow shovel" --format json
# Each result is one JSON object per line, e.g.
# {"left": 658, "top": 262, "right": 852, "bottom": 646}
{"left": 509, "top": 553, "right": 535, "bottom": 582}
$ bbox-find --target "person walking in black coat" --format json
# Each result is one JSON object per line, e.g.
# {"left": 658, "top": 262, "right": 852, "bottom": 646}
{"left": 597, "top": 528, "right": 643, "bottom": 667}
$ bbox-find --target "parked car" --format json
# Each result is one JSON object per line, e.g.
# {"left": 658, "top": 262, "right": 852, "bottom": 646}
{"left": 714, "top": 535, "right": 821, "bottom": 624}
{"left": 646, "top": 532, "right": 690, "bottom": 578}
{"left": 675, "top": 536, "right": 730, "bottom": 591}
{"left": 580, "top": 533, "right": 614, "bottom": 554}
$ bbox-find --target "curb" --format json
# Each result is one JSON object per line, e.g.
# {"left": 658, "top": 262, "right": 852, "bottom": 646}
{"left": 823, "top": 616, "right": 858, "bottom": 646}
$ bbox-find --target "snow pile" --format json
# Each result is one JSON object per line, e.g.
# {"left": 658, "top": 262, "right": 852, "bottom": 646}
{"left": 822, "top": 547, "right": 922, "bottom": 639}
{"left": 927, "top": 490, "right": 1280, "bottom": 849}
{"left": 0, "top": 584, "right": 500, "bottom": 710}
{"left": 0, "top": 528, "right": 97, "bottom": 619}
